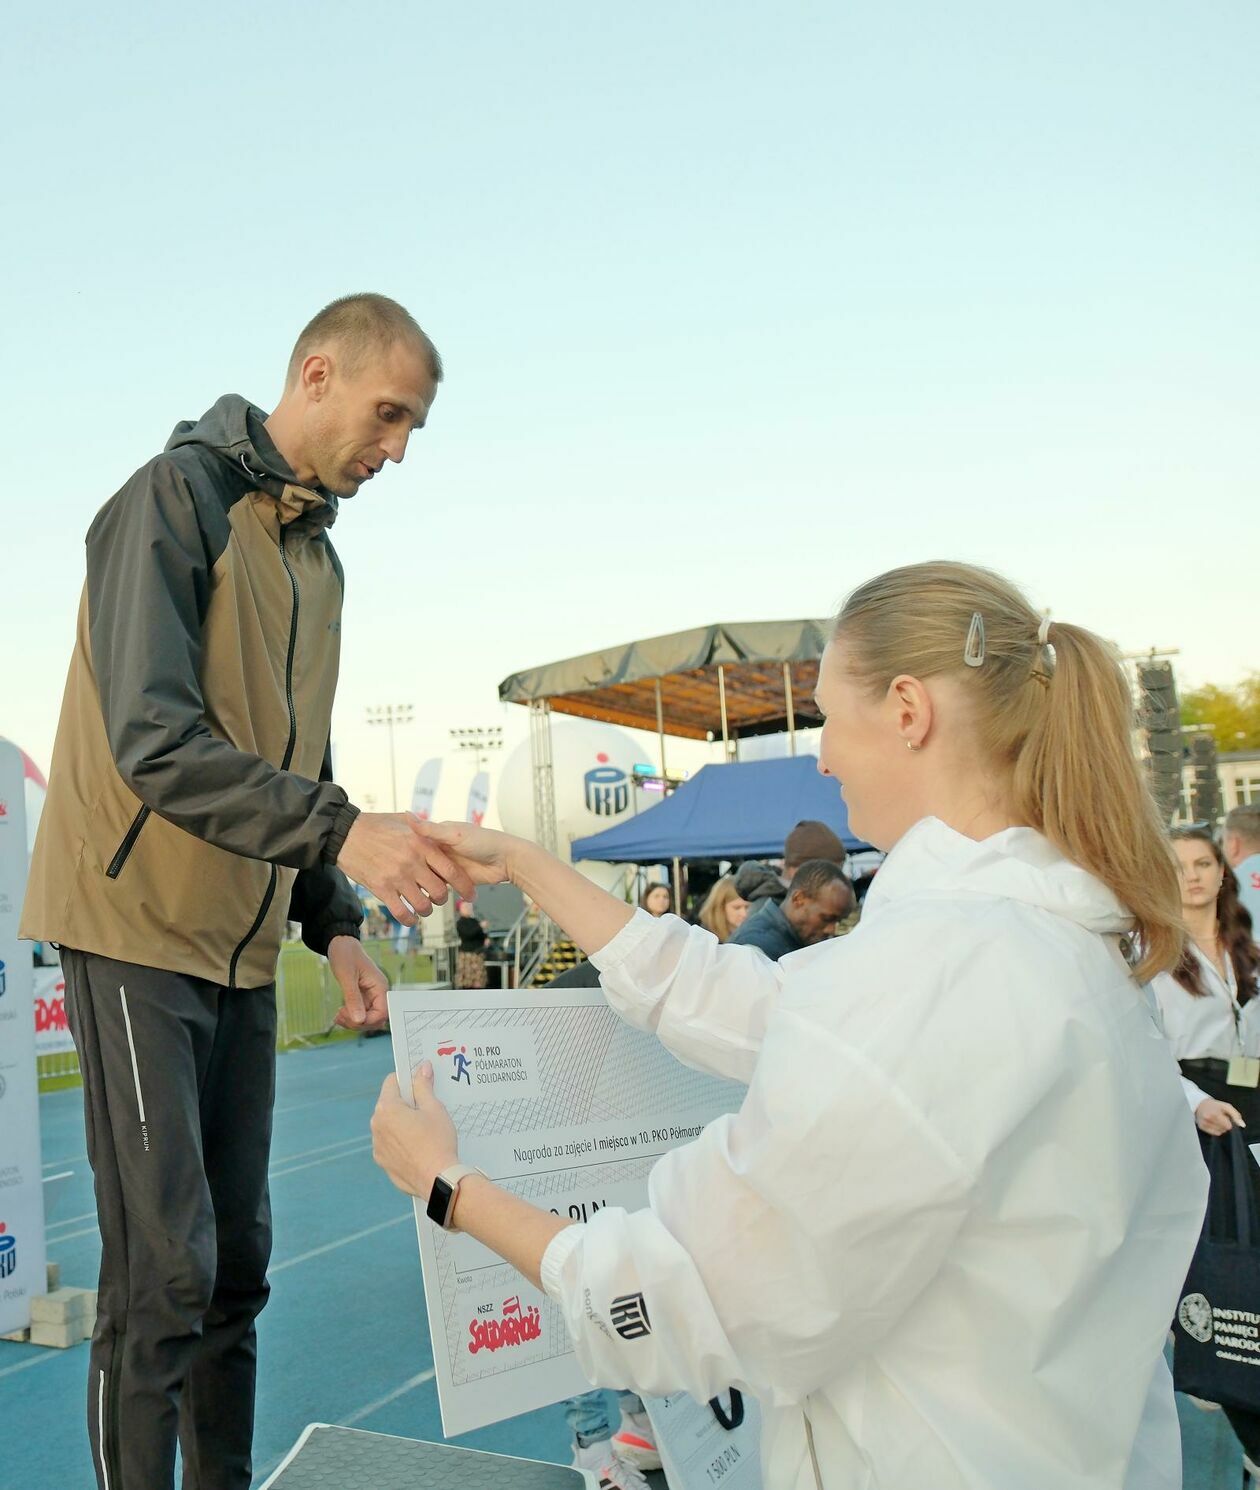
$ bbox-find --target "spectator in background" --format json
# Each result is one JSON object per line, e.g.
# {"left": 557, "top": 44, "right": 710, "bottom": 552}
{"left": 728, "top": 859, "right": 854, "bottom": 961}
{"left": 454, "top": 899, "right": 489, "bottom": 990}
{"left": 1149, "top": 825, "right": 1260, "bottom": 1472}
{"left": 640, "top": 883, "right": 672, "bottom": 916}
{"left": 697, "top": 876, "right": 751, "bottom": 942}
{"left": 1223, "top": 804, "right": 1260, "bottom": 934}
{"left": 734, "top": 818, "right": 849, "bottom": 910}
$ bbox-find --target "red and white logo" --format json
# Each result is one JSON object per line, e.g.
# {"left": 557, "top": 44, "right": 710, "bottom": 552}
{"left": 467, "top": 1296, "right": 542, "bottom": 1355}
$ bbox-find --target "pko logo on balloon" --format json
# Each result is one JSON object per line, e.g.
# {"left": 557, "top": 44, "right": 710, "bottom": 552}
{"left": 584, "top": 760, "right": 628, "bottom": 817}
{"left": 0, "top": 1224, "right": 16, "bottom": 1281}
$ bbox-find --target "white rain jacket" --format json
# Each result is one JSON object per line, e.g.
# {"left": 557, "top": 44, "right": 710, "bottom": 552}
{"left": 540, "top": 817, "right": 1207, "bottom": 1490}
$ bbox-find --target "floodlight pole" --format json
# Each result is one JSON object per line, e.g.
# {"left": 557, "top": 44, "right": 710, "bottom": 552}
{"left": 366, "top": 703, "right": 414, "bottom": 811}
{"left": 783, "top": 663, "right": 797, "bottom": 756}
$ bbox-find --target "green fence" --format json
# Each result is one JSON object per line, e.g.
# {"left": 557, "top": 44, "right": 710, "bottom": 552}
{"left": 36, "top": 937, "right": 449, "bottom": 1092}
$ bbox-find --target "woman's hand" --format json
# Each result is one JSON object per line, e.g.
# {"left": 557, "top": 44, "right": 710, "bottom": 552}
{"left": 371, "top": 1062, "right": 460, "bottom": 1198}
{"left": 412, "top": 819, "right": 526, "bottom": 887}
{"left": 1195, "top": 1097, "right": 1246, "bottom": 1136}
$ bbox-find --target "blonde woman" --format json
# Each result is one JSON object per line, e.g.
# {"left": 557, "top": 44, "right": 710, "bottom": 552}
{"left": 374, "top": 562, "right": 1205, "bottom": 1490}
{"left": 697, "top": 875, "right": 751, "bottom": 942}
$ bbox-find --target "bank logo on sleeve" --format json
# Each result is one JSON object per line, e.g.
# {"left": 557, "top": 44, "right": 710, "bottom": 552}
{"left": 611, "top": 1292, "right": 651, "bottom": 1340}
{"left": 0, "top": 1223, "right": 15, "bottom": 1280}
{"left": 1179, "top": 1292, "right": 1213, "bottom": 1343}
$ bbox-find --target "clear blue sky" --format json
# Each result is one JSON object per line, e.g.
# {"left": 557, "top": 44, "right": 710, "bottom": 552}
{"left": 3, "top": 1, "right": 1256, "bottom": 813}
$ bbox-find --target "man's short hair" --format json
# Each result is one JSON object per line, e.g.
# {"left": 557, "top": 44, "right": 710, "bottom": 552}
{"left": 287, "top": 293, "right": 443, "bottom": 386}
{"left": 787, "top": 858, "right": 851, "bottom": 902}
{"left": 1226, "top": 804, "right": 1260, "bottom": 851}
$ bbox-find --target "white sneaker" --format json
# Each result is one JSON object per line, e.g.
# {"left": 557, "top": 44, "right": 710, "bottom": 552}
{"left": 1187, "top": 1394, "right": 1223, "bottom": 1412}
{"left": 612, "top": 1408, "right": 662, "bottom": 1472}
{"left": 571, "top": 1436, "right": 651, "bottom": 1490}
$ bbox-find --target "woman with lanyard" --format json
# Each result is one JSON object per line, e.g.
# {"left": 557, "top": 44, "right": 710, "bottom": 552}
{"left": 372, "top": 561, "right": 1206, "bottom": 1490}
{"left": 1151, "top": 826, "right": 1260, "bottom": 1472}
{"left": 1152, "top": 826, "right": 1260, "bottom": 1146}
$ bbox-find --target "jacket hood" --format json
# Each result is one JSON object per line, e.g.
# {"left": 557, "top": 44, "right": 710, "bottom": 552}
{"left": 166, "top": 394, "right": 339, "bottom": 529}
{"left": 863, "top": 816, "right": 1132, "bottom": 935}
{"left": 734, "top": 861, "right": 788, "bottom": 903}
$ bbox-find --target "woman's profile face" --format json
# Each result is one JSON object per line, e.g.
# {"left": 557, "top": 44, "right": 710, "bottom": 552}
{"left": 1173, "top": 838, "right": 1224, "bottom": 913}
{"left": 644, "top": 885, "right": 672, "bottom": 916}
{"left": 816, "top": 640, "right": 918, "bottom": 851}
{"left": 725, "top": 895, "right": 750, "bottom": 930}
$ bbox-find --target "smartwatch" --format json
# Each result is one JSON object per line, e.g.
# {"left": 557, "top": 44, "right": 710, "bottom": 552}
{"left": 426, "top": 1164, "right": 483, "bottom": 1231}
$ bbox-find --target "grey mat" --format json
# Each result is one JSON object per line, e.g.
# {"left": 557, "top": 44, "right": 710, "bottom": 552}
{"left": 260, "top": 1424, "right": 596, "bottom": 1489}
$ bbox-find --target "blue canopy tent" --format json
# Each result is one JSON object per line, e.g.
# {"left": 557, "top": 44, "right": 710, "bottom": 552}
{"left": 570, "top": 755, "right": 868, "bottom": 862}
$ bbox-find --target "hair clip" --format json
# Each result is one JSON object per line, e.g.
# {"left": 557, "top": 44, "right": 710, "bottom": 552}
{"left": 1037, "top": 615, "right": 1052, "bottom": 646}
{"left": 963, "top": 612, "right": 986, "bottom": 668}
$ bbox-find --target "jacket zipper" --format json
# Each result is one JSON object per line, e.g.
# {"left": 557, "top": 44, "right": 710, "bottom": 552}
{"left": 106, "top": 805, "right": 151, "bottom": 879}
{"left": 228, "top": 524, "right": 301, "bottom": 988}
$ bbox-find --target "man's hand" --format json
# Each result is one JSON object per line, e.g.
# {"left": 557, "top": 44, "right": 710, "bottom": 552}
{"left": 1196, "top": 1097, "right": 1246, "bottom": 1136}
{"left": 337, "top": 813, "right": 476, "bottom": 925}
{"left": 328, "top": 935, "right": 389, "bottom": 1031}
{"left": 371, "top": 1062, "right": 459, "bottom": 1198}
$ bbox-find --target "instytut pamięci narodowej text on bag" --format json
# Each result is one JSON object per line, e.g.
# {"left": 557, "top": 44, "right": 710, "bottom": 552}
{"left": 1173, "top": 1125, "right": 1260, "bottom": 1410}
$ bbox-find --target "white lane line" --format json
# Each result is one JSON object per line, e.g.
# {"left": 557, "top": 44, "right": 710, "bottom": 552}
{"left": 44, "top": 1155, "right": 87, "bottom": 1169}
{"left": 46, "top": 1225, "right": 102, "bottom": 1248}
{"left": 269, "top": 1213, "right": 410, "bottom": 1275}
{"left": 338, "top": 1367, "right": 437, "bottom": 1427}
{"left": 46, "top": 1210, "right": 98, "bottom": 1232}
{"left": 44, "top": 1141, "right": 377, "bottom": 1245}
{"left": 269, "top": 1134, "right": 369, "bottom": 1167}
{"left": 273, "top": 1084, "right": 382, "bottom": 1117}
{"left": 269, "top": 1142, "right": 373, "bottom": 1181}
{"left": 0, "top": 1350, "right": 60, "bottom": 1381}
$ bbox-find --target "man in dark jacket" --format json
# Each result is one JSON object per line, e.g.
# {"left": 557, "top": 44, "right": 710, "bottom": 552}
{"left": 733, "top": 818, "right": 848, "bottom": 908}
{"left": 22, "top": 293, "right": 472, "bottom": 1490}
{"left": 728, "top": 859, "right": 854, "bottom": 962}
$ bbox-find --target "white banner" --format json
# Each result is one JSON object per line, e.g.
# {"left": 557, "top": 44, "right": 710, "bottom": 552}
{"left": 0, "top": 739, "right": 47, "bottom": 1332}
{"left": 34, "top": 966, "right": 74, "bottom": 1057}
{"left": 465, "top": 770, "right": 489, "bottom": 826}
{"left": 411, "top": 758, "right": 443, "bottom": 822}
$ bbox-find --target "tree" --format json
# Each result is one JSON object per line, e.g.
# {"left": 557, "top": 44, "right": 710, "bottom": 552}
{"left": 1180, "top": 673, "right": 1260, "bottom": 751}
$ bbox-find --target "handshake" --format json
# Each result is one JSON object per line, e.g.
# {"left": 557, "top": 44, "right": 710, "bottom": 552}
{"left": 336, "top": 812, "right": 497, "bottom": 925}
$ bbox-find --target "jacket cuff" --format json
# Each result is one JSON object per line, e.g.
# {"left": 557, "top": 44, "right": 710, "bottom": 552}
{"left": 540, "top": 1222, "right": 586, "bottom": 1303}
{"left": 322, "top": 800, "right": 361, "bottom": 865}
{"left": 303, "top": 918, "right": 362, "bottom": 959}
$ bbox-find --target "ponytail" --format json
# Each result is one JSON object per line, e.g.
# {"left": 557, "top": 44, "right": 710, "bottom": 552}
{"left": 835, "top": 562, "right": 1181, "bottom": 981}
{"left": 1011, "top": 623, "right": 1180, "bottom": 981}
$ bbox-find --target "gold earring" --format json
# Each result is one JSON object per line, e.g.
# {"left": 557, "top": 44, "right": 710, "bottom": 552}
{"left": 906, "top": 740, "right": 921, "bottom": 752}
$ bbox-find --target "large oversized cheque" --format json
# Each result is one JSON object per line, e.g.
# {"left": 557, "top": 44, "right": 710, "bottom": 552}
{"left": 388, "top": 982, "right": 745, "bottom": 1438}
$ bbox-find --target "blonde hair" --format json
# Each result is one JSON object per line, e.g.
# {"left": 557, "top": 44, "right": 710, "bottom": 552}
{"left": 833, "top": 561, "right": 1180, "bottom": 981}
{"left": 698, "top": 876, "right": 743, "bottom": 942}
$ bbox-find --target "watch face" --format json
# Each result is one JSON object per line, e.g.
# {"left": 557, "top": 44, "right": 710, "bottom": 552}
{"left": 426, "top": 1177, "right": 455, "bottom": 1228}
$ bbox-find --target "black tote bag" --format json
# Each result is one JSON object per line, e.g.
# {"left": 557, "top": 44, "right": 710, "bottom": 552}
{"left": 1172, "top": 1126, "right": 1260, "bottom": 1411}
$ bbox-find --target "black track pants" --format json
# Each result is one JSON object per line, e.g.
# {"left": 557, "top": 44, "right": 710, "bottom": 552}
{"left": 61, "top": 951, "right": 276, "bottom": 1490}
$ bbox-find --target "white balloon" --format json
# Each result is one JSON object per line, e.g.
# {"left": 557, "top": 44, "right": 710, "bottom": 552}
{"left": 497, "top": 719, "right": 660, "bottom": 887}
